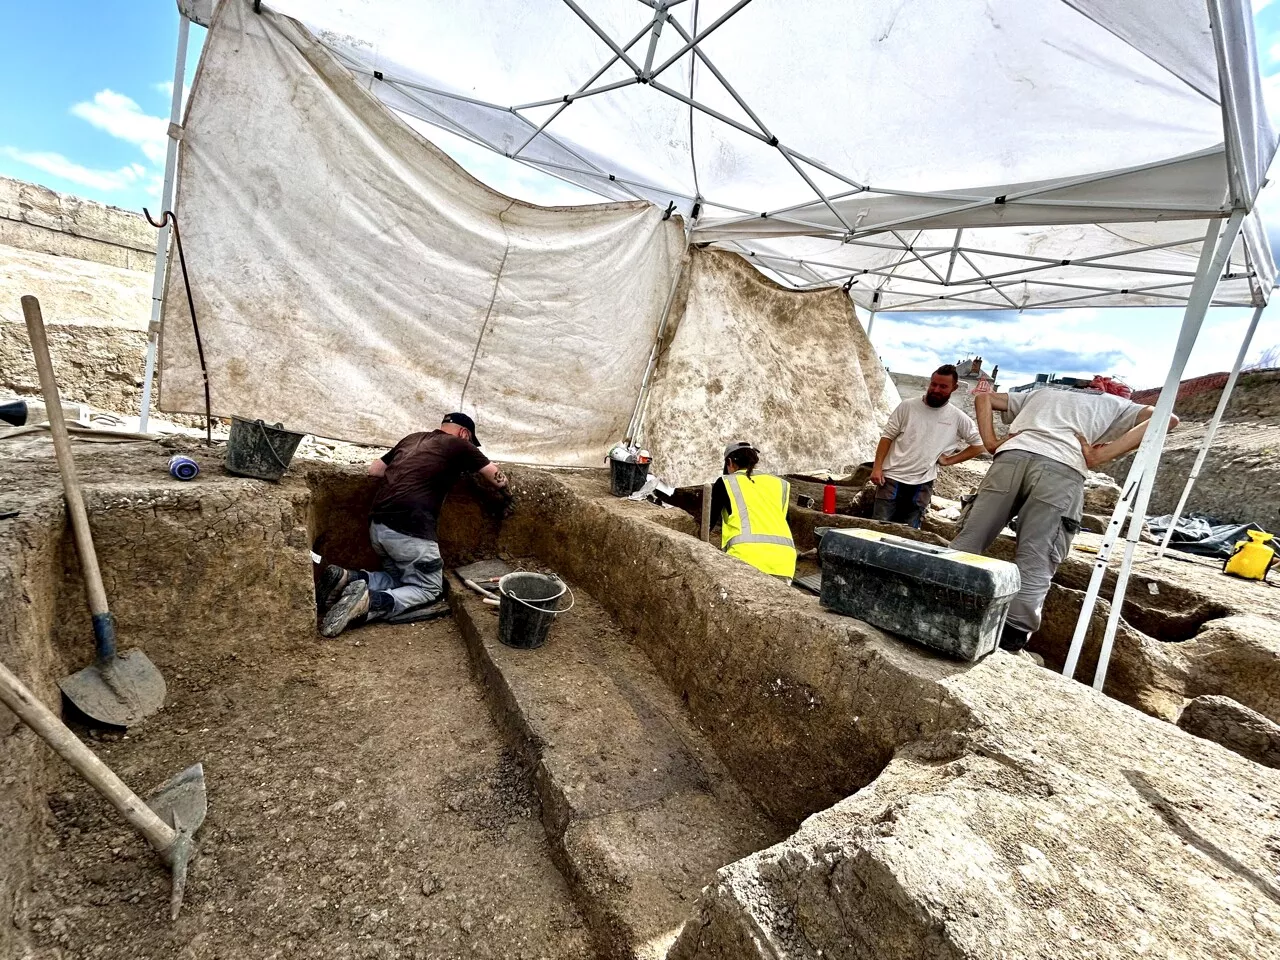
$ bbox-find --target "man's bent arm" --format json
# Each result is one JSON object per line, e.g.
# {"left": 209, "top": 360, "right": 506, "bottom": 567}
{"left": 368, "top": 459, "right": 387, "bottom": 478}
{"left": 478, "top": 462, "right": 509, "bottom": 491}
{"left": 940, "top": 443, "right": 985, "bottom": 467}
{"left": 1080, "top": 407, "right": 1180, "bottom": 469}
{"left": 974, "top": 393, "right": 1001, "bottom": 453}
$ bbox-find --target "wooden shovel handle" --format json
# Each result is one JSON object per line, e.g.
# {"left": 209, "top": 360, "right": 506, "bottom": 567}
{"left": 0, "top": 660, "right": 175, "bottom": 852}
{"left": 21, "top": 297, "right": 111, "bottom": 622}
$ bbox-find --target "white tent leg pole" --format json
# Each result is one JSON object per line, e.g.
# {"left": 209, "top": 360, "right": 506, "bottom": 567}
{"left": 1091, "top": 209, "right": 1245, "bottom": 692}
{"left": 139, "top": 12, "right": 190, "bottom": 435}
{"left": 1061, "top": 457, "right": 1146, "bottom": 678}
{"left": 624, "top": 237, "right": 692, "bottom": 445}
{"left": 1063, "top": 214, "right": 1234, "bottom": 679}
{"left": 1156, "top": 302, "right": 1266, "bottom": 558}
{"left": 865, "top": 306, "right": 875, "bottom": 340}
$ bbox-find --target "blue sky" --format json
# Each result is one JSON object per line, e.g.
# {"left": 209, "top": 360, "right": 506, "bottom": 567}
{"left": 4, "top": 1, "right": 1280, "bottom": 391}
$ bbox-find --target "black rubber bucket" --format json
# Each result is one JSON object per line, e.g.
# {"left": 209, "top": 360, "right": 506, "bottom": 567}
{"left": 497, "top": 573, "right": 570, "bottom": 650}
{"left": 1, "top": 399, "right": 27, "bottom": 426}
{"left": 609, "top": 457, "right": 649, "bottom": 497}
{"left": 225, "top": 416, "right": 305, "bottom": 482}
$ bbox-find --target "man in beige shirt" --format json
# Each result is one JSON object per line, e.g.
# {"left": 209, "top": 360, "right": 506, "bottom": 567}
{"left": 951, "top": 383, "right": 1177, "bottom": 653}
{"left": 870, "top": 364, "right": 985, "bottom": 528}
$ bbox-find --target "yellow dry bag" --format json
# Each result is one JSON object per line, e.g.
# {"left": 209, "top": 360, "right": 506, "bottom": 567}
{"left": 1224, "top": 529, "right": 1277, "bottom": 581}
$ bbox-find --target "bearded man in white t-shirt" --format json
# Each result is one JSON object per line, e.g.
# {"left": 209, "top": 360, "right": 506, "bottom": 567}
{"left": 869, "top": 364, "right": 986, "bottom": 528}
{"left": 950, "top": 381, "right": 1178, "bottom": 653}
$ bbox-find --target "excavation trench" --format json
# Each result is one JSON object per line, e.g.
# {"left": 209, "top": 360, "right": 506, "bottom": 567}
{"left": 6, "top": 441, "right": 1280, "bottom": 960}
{"left": 0, "top": 445, "right": 877, "bottom": 960}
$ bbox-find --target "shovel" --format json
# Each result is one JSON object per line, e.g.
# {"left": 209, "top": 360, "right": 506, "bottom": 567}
{"left": 21, "top": 296, "right": 166, "bottom": 727}
{"left": 0, "top": 660, "right": 207, "bottom": 919}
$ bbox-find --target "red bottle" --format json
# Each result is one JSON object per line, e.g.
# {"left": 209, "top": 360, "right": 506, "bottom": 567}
{"left": 823, "top": 479, "right": 837, "bottom": 515}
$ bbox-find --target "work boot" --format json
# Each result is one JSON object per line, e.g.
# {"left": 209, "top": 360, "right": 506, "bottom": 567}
{"left": 320, "top": 580, "right": 370, "bottom": 638}
{"left": 317, "top": 564, "right": 351, "bottom": 614}
{"left": 999, "top": 622, "right": 1031, "bottom": 652}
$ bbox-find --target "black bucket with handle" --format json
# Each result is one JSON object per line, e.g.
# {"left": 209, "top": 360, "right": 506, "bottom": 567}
{"left": 225, "top": 417, "right": 305, "bottom": 482}
{"left": 497, "top": 572, "right": 573, "bottom": 649}
{"left": 609, "top": 456, "right": 649, "bottom": 497}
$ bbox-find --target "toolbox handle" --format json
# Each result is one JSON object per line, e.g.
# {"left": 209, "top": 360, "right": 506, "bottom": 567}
{"left": 879, "top": 534, "right": 953, "bottom": 556}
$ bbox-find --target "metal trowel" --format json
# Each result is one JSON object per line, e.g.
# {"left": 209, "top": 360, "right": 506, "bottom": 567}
{"left": 0, "top": 660, "right": 207, "bottom": 919}
{"left": 21, "top": 296, "right": 166, "bottom": 726}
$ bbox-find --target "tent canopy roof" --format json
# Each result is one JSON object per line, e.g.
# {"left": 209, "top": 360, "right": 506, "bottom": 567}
{"left": 226, "top": 0, "right": 1278, "bottom": 307}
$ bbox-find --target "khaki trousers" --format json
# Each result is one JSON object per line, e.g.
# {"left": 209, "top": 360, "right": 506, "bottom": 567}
{"left": 949, "top": 450, "right": 1084, "bottom": 633}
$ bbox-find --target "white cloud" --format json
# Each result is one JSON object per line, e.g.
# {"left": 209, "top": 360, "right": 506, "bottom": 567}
{"left": 875, "top": 311, "right": 1137, "bottom": 387}
{"left": 875, "top": 304, "right": 1280, "bottom": 392}
{"left": 0, "top": 146, "right": 150, "bottom": 193}
{"left": 1262, "top": 70, "right": 1280, "bottom": 122}
{"left": 153, "top": 81, "right": 191, "bottom": 109}
{"left": 70, "top": 89, "right": 168, "bottom": 164}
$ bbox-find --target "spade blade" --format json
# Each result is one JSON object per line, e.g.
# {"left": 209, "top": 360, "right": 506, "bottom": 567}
{"left": 59, "top": 649, "right": 166, "bottom": 728}
{"left": 147, "top": 762, "right": 208, "bottom": 835}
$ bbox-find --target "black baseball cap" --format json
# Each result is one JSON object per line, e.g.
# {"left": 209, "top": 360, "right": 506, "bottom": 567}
{"left": 442, "top": 412, "right": 481, "bottom": 447}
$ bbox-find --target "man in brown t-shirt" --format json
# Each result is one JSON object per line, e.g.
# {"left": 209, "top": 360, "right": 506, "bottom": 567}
{"left": 319, "top": 412, "right": 510, "bottom": 637}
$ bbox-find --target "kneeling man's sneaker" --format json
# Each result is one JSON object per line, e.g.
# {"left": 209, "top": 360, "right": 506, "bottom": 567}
{"left": 321, "top": 580, "right": 369, "bottom": 638}
{"left": 317, "top": 564, "right": 351, "bottom": 614}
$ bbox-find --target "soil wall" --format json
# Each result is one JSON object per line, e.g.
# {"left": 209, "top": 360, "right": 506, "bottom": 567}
{"left": 1147, "top": 368, "right": 1280, "bottom": 420}
{"left": 0, "top": 507, "right": 65, "bottom": 960}
{"left": 1, "top": 320, "right": 150, "bottom": 419}
{"left": 1, "top": 175, "right": 159, "bottom": 422}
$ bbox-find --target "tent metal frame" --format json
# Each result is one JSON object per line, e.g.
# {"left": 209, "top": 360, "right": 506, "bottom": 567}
{"left": 148, "top": 0, "right": 1274, "bottom": 698}
{"left": 1063, "top": 210, "right": 1247, "bottom": 689}
{"left": 319, "top": 15, "right": 1266, "bottom": 310}
{"left": 139, "top": 9, "right": 191, "bottom": 434}
{"left": 1155, "top": 301, "right": 1267, "bottom": 559}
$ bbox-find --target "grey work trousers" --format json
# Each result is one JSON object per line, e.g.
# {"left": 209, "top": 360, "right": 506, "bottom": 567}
{"left": 871, "top": 478, "right": 934, "bottom": 529}
{"left": 360, "top": 522, "right": 445, "bottom": 623}
{"left": 949, "top": 451, "right": 1084, "bottom": 634}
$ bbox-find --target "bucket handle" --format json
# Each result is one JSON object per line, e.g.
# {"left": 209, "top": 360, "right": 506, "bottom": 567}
{"left": 255, "top": 419, "right": 291, "bottom": 472}
{"left": 502, "top": 575, "right": 576, "bottom": 616}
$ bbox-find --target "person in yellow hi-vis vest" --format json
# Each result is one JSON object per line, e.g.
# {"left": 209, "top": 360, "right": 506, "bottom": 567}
{"left": 709, "top": 441, "right": 797, "bottom": 581}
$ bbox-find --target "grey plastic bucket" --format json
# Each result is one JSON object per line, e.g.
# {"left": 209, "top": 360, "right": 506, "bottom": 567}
{"left": 609, "top": 457, "right": 649, "bottom": 497}
{"left": 498, "top": 573, "right": 569, "bottom": 650}
{"left": 225, "top": 416, "right": 305, "bottom": 482}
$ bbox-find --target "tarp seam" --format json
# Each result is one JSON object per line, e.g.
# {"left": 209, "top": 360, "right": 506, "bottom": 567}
{"left": 460, "top": 198, "right": 517, "bottom": 407}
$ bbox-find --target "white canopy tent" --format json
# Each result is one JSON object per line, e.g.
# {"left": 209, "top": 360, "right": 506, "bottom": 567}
{"left": 256, "top": 0, "right": 1278, "bottom": 310}
{"left": 152, "top": 0, "right": 1278, "bottom": 688}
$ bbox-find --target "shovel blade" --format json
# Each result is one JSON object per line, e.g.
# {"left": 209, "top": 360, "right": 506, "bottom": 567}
{"left": 59, "top": 649, "right": 166, "bottom": 727}
{"left": 147, "top": 764, "right": 207, "bottom": 920}
{"left": 147, "top": 762, "right": 208, "bottom": 835}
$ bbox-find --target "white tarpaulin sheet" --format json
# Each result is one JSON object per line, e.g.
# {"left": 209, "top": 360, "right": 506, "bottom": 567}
{"left": 643, "top": 249, "right": 899, "bottom": 488}
{"left": 160, "top": 0, "right": 684, "bottom": 462}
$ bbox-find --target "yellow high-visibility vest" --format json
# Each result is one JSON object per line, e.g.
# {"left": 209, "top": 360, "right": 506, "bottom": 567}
{"left": 720, "top": 473, "right": 796, "bottom": 578}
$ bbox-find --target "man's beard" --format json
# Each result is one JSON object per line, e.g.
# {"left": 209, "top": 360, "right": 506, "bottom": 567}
{"left": 924, "top": 392, "right": 949, "bottom": 408}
